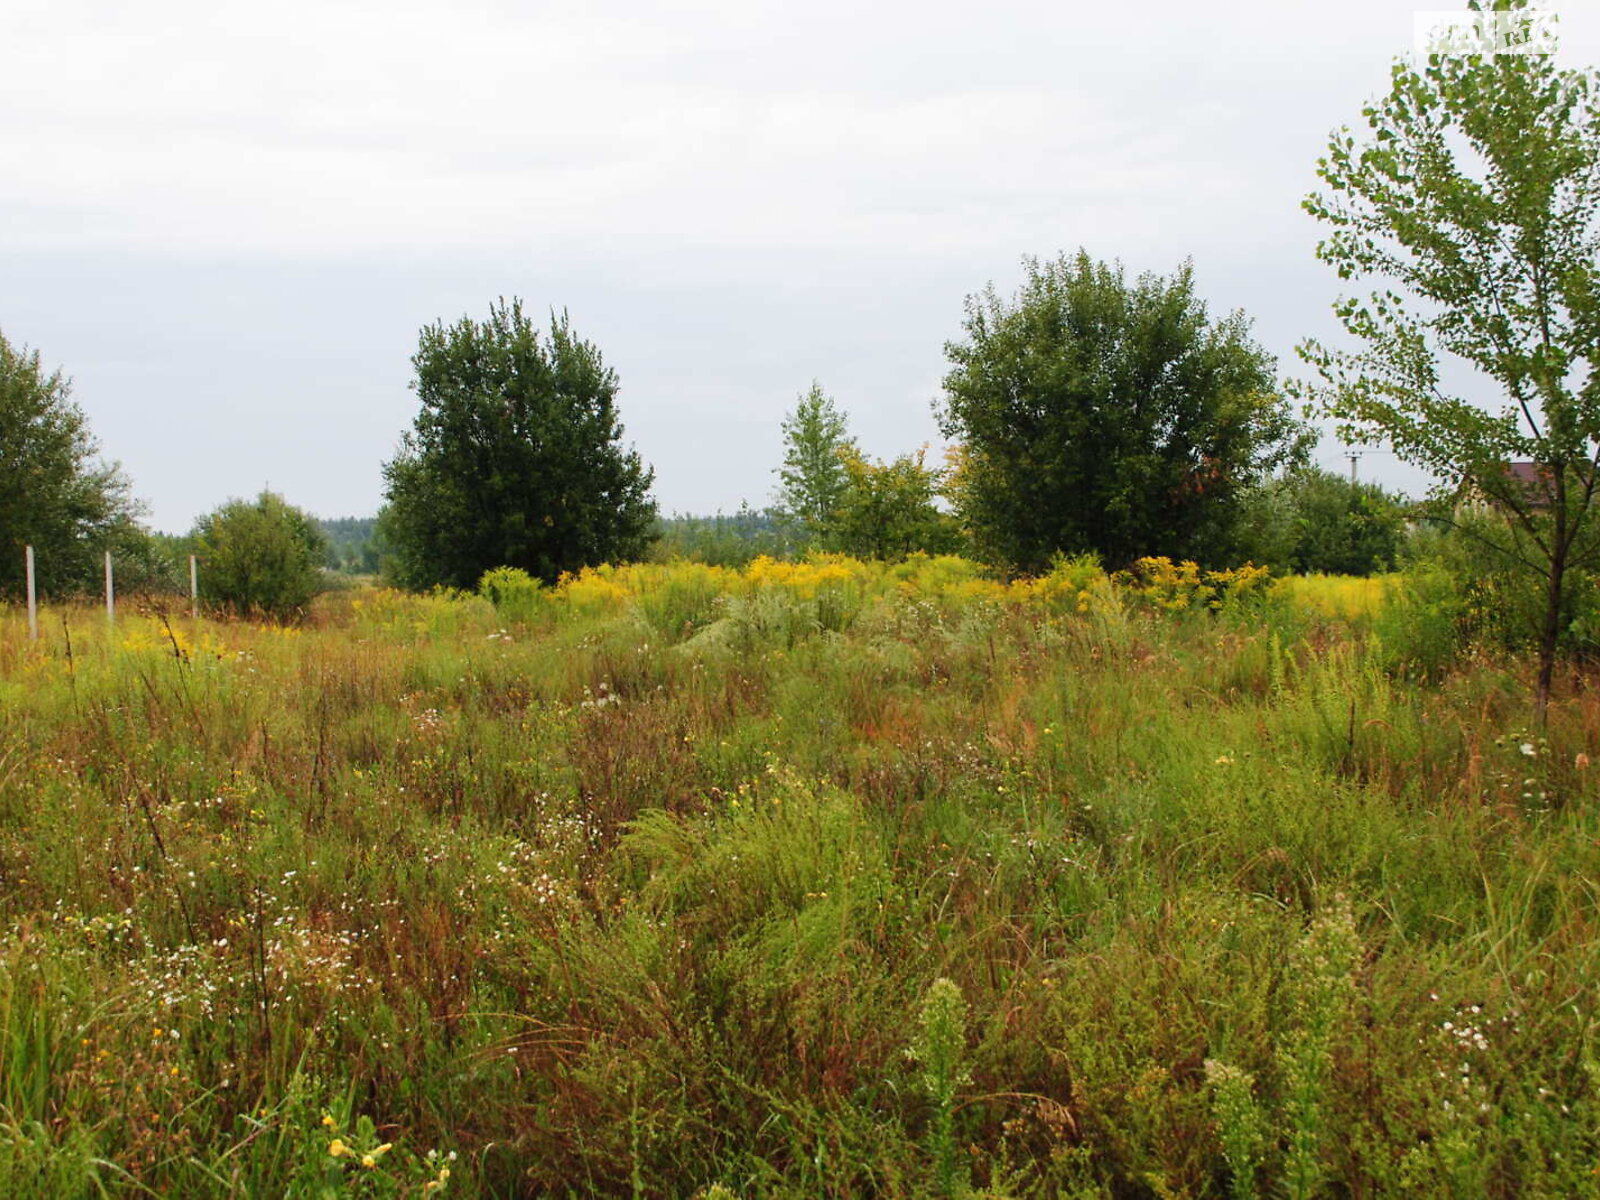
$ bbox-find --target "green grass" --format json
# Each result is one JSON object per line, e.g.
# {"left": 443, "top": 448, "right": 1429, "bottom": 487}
{"left": 0, "top": 562, "right": 1598, "bottom": 1196}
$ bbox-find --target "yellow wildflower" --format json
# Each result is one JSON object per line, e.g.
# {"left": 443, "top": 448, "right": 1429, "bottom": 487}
{"left": 423, "top": 1164, "right": 452, "bottom": 1191}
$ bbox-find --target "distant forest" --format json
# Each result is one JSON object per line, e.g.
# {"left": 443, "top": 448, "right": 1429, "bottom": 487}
{"left": 317, "top": 508, "right": 801, "bottom": 577}
{"left": 651, "top": 506, "right": 800, "bottom": 566}
{"left": 318, "top": 517, "right": 381, "bottom": 574}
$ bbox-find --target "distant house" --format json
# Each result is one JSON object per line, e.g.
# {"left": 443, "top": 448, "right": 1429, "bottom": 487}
{"left": 1503, "top": 462, "right": 1554, "bottom": 508}
{"left": 1457, "top": 461, "right": 1554, "bottom": 516}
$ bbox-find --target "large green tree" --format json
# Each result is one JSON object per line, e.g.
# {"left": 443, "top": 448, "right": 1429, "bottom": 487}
{"left": 1300, "top": 1, "right": 1600, "bottom": 716}
{"left": 380, "top": 300, "right": 657, "bottom": 589}
{"left": 0, "top": 329, "right": 146, "bottom": 597}
{"left": 939, "top": 252, "right": 1307, "bottom": 574}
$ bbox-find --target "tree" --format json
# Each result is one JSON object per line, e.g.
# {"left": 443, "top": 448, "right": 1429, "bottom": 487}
{"left": 318, "top": 516, "right": 382, "bottom": 574}
{"left": 0, "top": 329, "right": 146, "bottom": 596}
{"left": 192, "top": 491, "right": 328, "bottom": 619}
{"left": 830, "top": 446, "right": 961, "bottom": 561}
{"left": 939, "top": 252, "right": 1308, "bottom": 575}
{"left": 653, "top": 505, "right": 799, "bottom": 567}
{"left": 1300, "top": 1, "right": 1600, "bottom": 715}
{"left": 1235, "top": 468, "right": 1407, "bottom": 576}
{"left": 775, "top": 382, "right": 856, "bottom": 544}
{"left": 380, "top": 300, "right": 657, "bottom": 589}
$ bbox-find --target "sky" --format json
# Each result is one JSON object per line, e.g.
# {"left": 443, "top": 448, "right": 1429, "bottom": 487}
{"left": 5, "top": 1, "right": 1600, "bottom": 533}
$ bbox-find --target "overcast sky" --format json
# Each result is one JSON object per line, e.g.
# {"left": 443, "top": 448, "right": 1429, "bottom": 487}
{"left": 5, "top": 1, "right": 1600, "bottom": 532}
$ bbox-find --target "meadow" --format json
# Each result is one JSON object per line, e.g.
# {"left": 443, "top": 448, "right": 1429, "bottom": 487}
{"left": 1, "top": 554, "right": 1597, "bottom": 1197}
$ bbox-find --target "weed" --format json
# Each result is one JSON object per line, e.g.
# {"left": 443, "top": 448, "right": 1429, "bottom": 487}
{"left": 2, "top": 560, "right": 1599, "bottom": 1194}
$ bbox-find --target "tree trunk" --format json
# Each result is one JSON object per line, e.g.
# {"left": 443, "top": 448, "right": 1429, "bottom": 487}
{"left": 1536, "top": 552, "right": 1566, "bottom": 725}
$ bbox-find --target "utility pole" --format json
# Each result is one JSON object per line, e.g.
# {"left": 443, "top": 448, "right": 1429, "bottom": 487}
{"left": 25, "top": 546, "right": 37, "bottom": 641}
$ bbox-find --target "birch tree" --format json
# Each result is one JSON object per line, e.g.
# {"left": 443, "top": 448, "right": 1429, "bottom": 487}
{"left": 1300, "top": 2, "right": 1600, "bottom": 716}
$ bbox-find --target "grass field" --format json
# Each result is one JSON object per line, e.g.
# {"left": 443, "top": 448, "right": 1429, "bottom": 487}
{"left": 1, "top": 555, "right": 1598, "bottom": 1196}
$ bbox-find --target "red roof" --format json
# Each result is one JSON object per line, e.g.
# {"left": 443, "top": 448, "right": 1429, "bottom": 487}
{"left": 1499, "top": 461, "right": 1553, "bottom": 508}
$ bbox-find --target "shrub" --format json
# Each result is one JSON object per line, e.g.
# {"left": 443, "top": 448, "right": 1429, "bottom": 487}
{"left": 479, "top": 565, "right": 546, "bottom": 625}
{"left": 191, "top": 491, "right": 327, "bottom": 619}
{"left": 1113, "top": 556, "right": 1271, "bottom": 612}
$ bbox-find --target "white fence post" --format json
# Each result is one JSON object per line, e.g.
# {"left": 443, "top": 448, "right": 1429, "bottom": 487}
{"left": 25, "top": 546, "right": 37, "bottom": 641}
{"left": 105, "top": 551, "right": 114, "bottom": 624}
{"left": 190, "top": 555, "right": 199, "bottom": 620}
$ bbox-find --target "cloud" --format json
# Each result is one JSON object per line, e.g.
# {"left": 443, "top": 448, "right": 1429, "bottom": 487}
{"left": 2, "top": 0, "right": 1420, "bottom": 259}
{"left": 5, "top": 0, "right": 1597, "bottom": 526}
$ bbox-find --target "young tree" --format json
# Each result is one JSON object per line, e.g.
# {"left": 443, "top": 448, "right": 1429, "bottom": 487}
{"left": 830, "top": 446, "right": 962, "bottom": 561}
{"left": 380, "top": 300, "right": 657, "bottom": 589}
{"left": 775, "top": 382, "right": 856, "bottom": 544}
{"left": 939, "top": 252, "right": 1308, "bottom": 575}
{"left": 0, "top": 329, "right": 146, "bottom": 596}
{"left": 1300, "top": 2, "right": 1600, "bottom": 716}
{"left": 192, "top": 491, "right": 328, "bottom": 619}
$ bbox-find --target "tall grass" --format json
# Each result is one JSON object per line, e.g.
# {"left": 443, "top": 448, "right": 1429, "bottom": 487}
{"left": 0, "top": 561, "right": 1596, "bottom": 1195}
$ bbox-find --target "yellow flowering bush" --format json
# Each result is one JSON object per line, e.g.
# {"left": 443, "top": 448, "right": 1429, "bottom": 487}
{"left": 1273, "top": 573, "right": 1392, "bottom": 619}
{"left": 1115, "top": 557, "right": 1272, "bottom": 612}
{"left": 554, "top": 565, "right": 630, "bottom": 615}
{"left": 478, "top": 566, "right": 545, "bottom": 623}
{"left": 1115, "top": 557, "right": 1216, "bottom": 610}
{"left": 465, "top": 552, "right": 1387, "bottom": 635}
{"left": 742, "top": 553, "right": 871, "bottom": 599}
{"left": 1022, "top": 552, "right": 1117, "bottom": 614}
